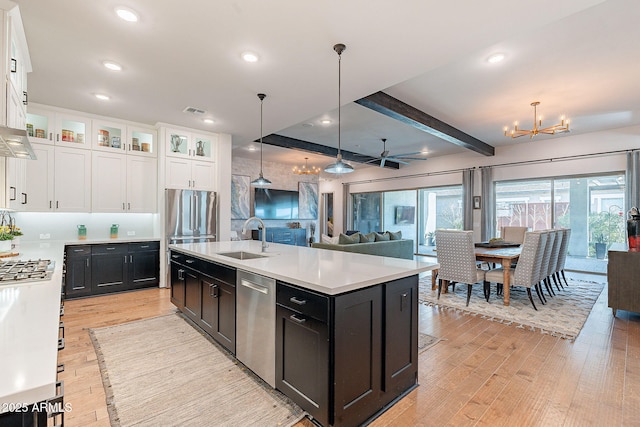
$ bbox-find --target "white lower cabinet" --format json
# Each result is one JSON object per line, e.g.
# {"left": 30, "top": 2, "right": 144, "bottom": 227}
{"left": 166, "top": 158, "right": 214, "bottom": 190}
{"left": 92, "top": 151, "right": 157, "bottom": 213}
{"left": 25, "top": 144, "right": 91, "bottom": 212}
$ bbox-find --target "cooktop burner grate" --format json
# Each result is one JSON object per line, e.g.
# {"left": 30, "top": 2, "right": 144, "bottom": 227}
{"left": 0, "top": 259, "right": 54, "bottom": 283}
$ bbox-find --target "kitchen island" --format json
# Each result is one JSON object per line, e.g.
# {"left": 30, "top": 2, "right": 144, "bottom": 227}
{"left": 169, "top": 240, "right": 438, "bottom": 427}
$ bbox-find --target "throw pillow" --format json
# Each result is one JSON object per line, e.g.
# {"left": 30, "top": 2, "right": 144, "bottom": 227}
{"left": 374, "top": 232, "right": 390, "bottom": 242}
{"left": 360, "top": 233, "right": 375, "bottom": 243}
{"left": 339, "top": 232, "right": 361, "bottom": 244}
{"left": 321, "top": 234, "right": 333, "bottom": 244}
{"left": 388, "top": 230, "right": 402, "bottom": 240}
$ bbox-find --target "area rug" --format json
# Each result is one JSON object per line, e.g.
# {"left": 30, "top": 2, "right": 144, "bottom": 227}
{"left": 90, "top": 314, "right": 305, "bottom": 427}
{"left": 419, "top": 276, "right": 605, "bottom": 340}
{"left": 418, "top": 332, "right": 440, "bottom": 353}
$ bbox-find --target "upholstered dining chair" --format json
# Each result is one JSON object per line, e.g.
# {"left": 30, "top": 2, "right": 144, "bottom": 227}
{"left": 501, "top": 226, "right": 528, "bottom": 244}
{"left": 538, "top": 230, "right": 556, "bottom": 298}
{"left": 547, "top": 229, "right": 564, "bottom": 292}
{"left": 485, "top": 231, "right": 545, "bottom": 310}
{"left": 434, "top": 230, "right": 488, "bottom": 306}
{"left": 555, "top": 228, "right": 572, "bottom": 287}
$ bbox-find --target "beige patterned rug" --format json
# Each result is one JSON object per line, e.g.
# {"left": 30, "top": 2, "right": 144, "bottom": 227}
{"left": 90, "top": 314, "right": 305, "bottom": 427}
{"left": 419, "top": 276, "right": 605, "bottom": 340}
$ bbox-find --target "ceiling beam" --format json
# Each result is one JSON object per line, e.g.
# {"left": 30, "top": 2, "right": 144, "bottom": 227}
{"left": 260, "top": 134, "right": 400, "bottom": 169}
{"left": 355, "top": 91, "right": 495, "bottom": 157}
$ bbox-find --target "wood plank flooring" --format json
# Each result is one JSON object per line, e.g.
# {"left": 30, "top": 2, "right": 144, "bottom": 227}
{"left": 58, "top": 275, "right": 640, "bottom": 427}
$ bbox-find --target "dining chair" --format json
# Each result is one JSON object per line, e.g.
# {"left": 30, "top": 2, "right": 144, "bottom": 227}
{"left": 537, "top": 230, "right": 556, "bottom": 298}
{"left": 485, "top": 231, "right": 544, "bottom": 310}
{"left": 547, "top": 229, "right": 564, "bottom": 292}
{"left": 501, "top": 226, "right": 528, "bottom": 244}
{"left": 434, "top": 230, "right": 489, "bottom": 306}
{"left": 556, "top": 228, "right": 572, "bottom": 287}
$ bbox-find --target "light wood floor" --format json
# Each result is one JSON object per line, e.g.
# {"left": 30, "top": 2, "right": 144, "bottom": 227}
{"left": 58, "top": 275, "right": 640, "bottom": 427}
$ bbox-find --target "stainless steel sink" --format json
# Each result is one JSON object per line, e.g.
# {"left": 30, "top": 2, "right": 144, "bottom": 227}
{"left": 217, "top": 251, "right": 267, "bottom": 260}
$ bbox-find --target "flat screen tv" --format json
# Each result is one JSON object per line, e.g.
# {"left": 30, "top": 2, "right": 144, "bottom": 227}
{"left": 254, "top": 188, "right": 299, "bottom": 220}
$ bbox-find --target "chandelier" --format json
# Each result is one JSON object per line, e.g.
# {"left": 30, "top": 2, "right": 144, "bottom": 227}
{"left": 504, "top": 101, "right": 570, "bottom": 139}
{"left": 293, "top": 157, "right": 320, "bottom": 175}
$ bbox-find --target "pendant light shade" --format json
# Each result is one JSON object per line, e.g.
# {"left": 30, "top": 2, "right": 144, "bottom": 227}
{"left": 251, "top": 93, "right": 272, "bottom": 187}
{"left": 324, "top": 43, "right": 354, "bottom": 175}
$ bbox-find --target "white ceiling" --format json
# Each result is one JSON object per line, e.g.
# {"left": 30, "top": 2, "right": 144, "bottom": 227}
{"left": 15, "top": 0, "right": 640, "bottom": 171}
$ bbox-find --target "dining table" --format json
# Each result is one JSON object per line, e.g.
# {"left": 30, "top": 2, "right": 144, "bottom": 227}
{"left": 430, "top": 244, "right": 521, "bottom": 306}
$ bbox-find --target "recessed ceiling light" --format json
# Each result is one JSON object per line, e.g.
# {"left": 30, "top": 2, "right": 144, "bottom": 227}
{"left": 241, "top": 52, "right": 259, "bottom": 63}
{"left": 115, "top": 7, "right": 139, "bottom": 22}
{"left": 487, "top": 53, "right": 505, "bottom": 64}
{"left": 95, "top": 93, "right": 110, "bottom": 101}
{"left": 247, "top": 146, "right": 257, "bottom": 151}
{"left": 302, "top": 123, "right": 314, "bottom": 128}
{"left": 102, "top": 61, "right": 122, "bottom": 71}
{"left": 321, "top": 119, "right": 331, "bottom": 125}
{"left": 203, "top": 118, "right": 214, "bottom": 124}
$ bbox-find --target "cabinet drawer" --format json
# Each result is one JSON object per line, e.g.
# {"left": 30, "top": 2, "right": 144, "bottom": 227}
{"left": 169, "top": 251, "right": 199, "bottom": 268}
{"left": 92, "top": 243, "right": 127, "bottom": 255}
{"left": 66, "top": 245, "right": 92, "bottom": 256}
{"left": 128, "top": 241, "right": 160, "bottom": 252}
{"left": 199, "top": 261, "right": 236, "bottom": 286}
{"left": 277, "top": 282, "right": 328, "bottom": 323}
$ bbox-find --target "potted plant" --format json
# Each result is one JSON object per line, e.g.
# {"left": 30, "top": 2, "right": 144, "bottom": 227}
{"left": 0, "top": 228, "right": 14, "bottom": 253}
{"left": 593, "top": 232, "right": 607, "bottom": 259}
{"left": 426, "top": 231, "right": 435, "bottom": 246}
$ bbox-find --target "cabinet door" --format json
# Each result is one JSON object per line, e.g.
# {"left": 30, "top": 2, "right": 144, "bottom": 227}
{"left": 382, "top": 276, "right": 418, "bottom": 406}
{"left": 55, "top": 113, "right": 91, "bottom": 149}
{"left": 191, "top": 160, "right": 215, "bottom": 190}
{"left": 91, "top": 252, "right": 128, "bottom": 295}
{"left": 6, "top": 157, "right": 27, "bottom": 211}
{"left": 7, "top": 83, "right": 25, "bottom": 129}
{"left": 215, "top": 279, "right": 236, "bottom": 352}
{"left": 26, "top": 108, "right": 55, "bottom": 144}
{"left": 65, "top": 255, "right": 92, "bottom": 298}
{"left": 165, "top": 129, "right": 190, "bottom": 158}
{"left": 92, "top": 119, "right": 126, "bottom": 153}
{"left": 333, "top": 285, "right": 383, "bottom": 427}
{"left": 191, "top": 133, "right": 216, "bottom": 163}
{"left": 54, "top": 147, "right": 91, "bottom": 211}
{"left": 165, "top": 157, "right": 191, "bottom": 189}
{"left": 92, "top": 151, "right": 127, "bottom": 212}
{"left": 24, "top": 143, "right": 55, "bottom": 211}
{"left": 170, "top": 262, "right": 186, "bottom": 310}
{"left": 127, "top": 156, "right": 157, "bottom": 212}
{"left": 128, "top": 250, "right": 159, "bottom": 289}
{"left": 127, "top": 126, "right": 156, "bottom": 157}
{"left": 183, "top": 266, "right": 201, "bottom": 321}
{"left": 276, "top": 304, "right": 329, "bottom": 426}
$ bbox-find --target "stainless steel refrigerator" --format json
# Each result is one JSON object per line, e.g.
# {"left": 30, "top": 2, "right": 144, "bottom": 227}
{"left": 165, "top": 188, "right": 218, "bottom": 245}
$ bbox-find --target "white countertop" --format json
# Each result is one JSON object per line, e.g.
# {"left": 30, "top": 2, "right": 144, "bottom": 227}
{"left": 0, "top": 244, "right": 63, "bottom": 411}
{"left": 169, "top": 240, "right": 439, "bottom": 295}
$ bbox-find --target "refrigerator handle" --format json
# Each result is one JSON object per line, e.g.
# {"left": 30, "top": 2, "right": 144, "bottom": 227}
{"left": 190, "top": 194, "right": 196, "bottom": 231}
{"left": 194, "top": 193, "right": 200, "bottom": 231}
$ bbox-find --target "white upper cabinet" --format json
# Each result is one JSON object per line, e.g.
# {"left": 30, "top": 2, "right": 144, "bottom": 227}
{"left": 6, "top": 6, "right": 31, "bottom": 130}
{"left": 92, "top": 119, "right": 126, "bottom": 153}
{"left": 127, "top": 125, "right": 156, "bottom": 157}
{"left": 25, "top": 106, "right": 92, "bottom": 149}
{"left": 165, "top": 128, "right": 216, "bottom": 163}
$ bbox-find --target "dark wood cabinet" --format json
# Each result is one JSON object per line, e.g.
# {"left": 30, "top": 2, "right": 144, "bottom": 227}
{"left": 170, "top": 251, "right": 237, "bottom": 354}
{"left": 252, "top": 227, "right": 307, "bottom": 246}
{"left": 608, "top": 247, "right": 640, "bottom": 316}
{"left": 64, "top": 245, "right": 92, "bottom": 298}
{"left": 276, "top": 276, "right": 418, "bottom": 427}
{"left": 91, "top": 244, "right": 128, "bottom": 295}
{"left": 65, "top": 241, "right": 160, "bottom": 299}
{"left": 128, "top": 242, "right": 160, "bottom": 289}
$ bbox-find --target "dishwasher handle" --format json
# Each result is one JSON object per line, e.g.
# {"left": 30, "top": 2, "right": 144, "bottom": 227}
{"left": 239, "top": 278, "right": 270, "bottom": 294}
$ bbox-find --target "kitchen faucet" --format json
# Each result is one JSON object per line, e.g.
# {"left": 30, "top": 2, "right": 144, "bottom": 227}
{"left": 242, "top": 217, "right": 268, "bottom": 252}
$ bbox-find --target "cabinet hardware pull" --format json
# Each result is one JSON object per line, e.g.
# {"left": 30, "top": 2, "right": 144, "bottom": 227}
{"left": 21, "top": 193, "right": 27, "bottom": 204}
{"left": 178, "top": 269, "right": 184, "bottom": 280}
{"left": 123, "top": 202, "right": 125, "bottom": 210}
{"left": 124, "top": 255, "right": 127, "bottom": 263}
{"left": 23, "top": 91, "right": 28, "bottom": 105}
{"left": 128, "top": 202, "right": 131, "bottom": 210}
{"left": 171, "top": 254, "right": 180, "bottom": 259}
{"left": 56, "top": 133, "right": 59, "bottom": 142}
{"left": 289, "top": 314, "right": 306, "bottom": 324}
{"left": 185, "top": 259, "right": 195, "bottom": 264}
{"left": 140, "top": 245, "right": 149, "bottom": 248}
{"left": 56, "top": 201, "right": 59, "bottom": 209}
{"left": 49, "top": 132, "right": 53, "bottom": 141}
{"left": 49, "top": 201, "right": 52, "bottom": 209}
{"left": 290, "top": 296, "right": 307, "bottom": 305}
{"left": 106, "top": 247, "right": 115, "bottom": 250}
{"left": 130, "top": 255, "right": 133, "bottom": 263}
{"left": 86, "top": 259, "right": 89, "bottom": 267}
{"left": 210, "top": 283, "right": 219, "bottom": 298}
{"left": 10, "top": 58, "right": 16, "bottom": 72}
{"left": 9, "top": 186, "right": 16, "bottom": 201}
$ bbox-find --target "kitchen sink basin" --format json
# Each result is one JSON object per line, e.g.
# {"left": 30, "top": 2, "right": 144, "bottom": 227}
{"left": 217, "top": 251, "right": 268, "bottom": 260}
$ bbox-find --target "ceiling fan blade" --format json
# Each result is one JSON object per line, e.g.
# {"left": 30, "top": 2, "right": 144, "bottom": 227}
{"left": 364, "top": 158, "right": 382, "bottom": 164}
{"left": 394, "top": 159, "right": 410, "bottom": 165}
{"left": 380, "top": 157, "right": 386, "bottom": 168}
{"left": 388, "top": 151, "right": 424, "bottom": 158}
{"left": 394, "top": 156, "right": 428, "bottom": 161}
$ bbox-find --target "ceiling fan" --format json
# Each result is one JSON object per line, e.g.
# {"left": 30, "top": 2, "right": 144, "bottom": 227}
{"left": 365, "top": 138, "right": 428, "bottom": 168}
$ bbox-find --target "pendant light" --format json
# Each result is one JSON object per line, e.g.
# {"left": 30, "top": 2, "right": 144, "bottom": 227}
{"left": 324, "top": 43, "right": 354, "bottom": 174}
{"left": 251, "top": 93, "right": 272, "bottom": 187}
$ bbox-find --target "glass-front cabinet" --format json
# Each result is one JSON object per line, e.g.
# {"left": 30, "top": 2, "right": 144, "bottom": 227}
{"left": 25, "top": 108, "right": 54, "bottom": 144}
{"left": 55, "top": 114, "right": 91, "bottom": 149}
{"left": 165, "top": 128, "right": 216, "bottom": 162}
{"left": 128, "top": 126, "right": 156, "bottom": 157}
{"left": 93, "top": 120, "right": 125, "bottom": 153}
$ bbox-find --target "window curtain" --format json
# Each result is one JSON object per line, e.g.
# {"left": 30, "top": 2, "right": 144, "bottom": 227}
{"left": 480, "top": 166, "right": 494, "bottom": 241}
{"left": 462, "top": 169, "right": 474, "bottom": 230}
{"left": 626, "top": 151, "right": 640, "bottom": 212}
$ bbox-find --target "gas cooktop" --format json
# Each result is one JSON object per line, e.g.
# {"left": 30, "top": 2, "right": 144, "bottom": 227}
{"left": 0, "top": 259, "right": 55, "bottom": 283}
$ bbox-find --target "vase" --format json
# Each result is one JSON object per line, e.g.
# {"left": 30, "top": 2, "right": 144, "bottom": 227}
{"left": 11, "top": 236, "right": 20, "bottom": 250}
{"left": 0, "top": 240, "right": 13, "bottom": 253}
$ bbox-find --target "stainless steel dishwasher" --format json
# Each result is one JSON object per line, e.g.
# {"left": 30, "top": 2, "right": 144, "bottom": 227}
{"left": 236, "top": 270, "right": 276, "bottom": 387}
